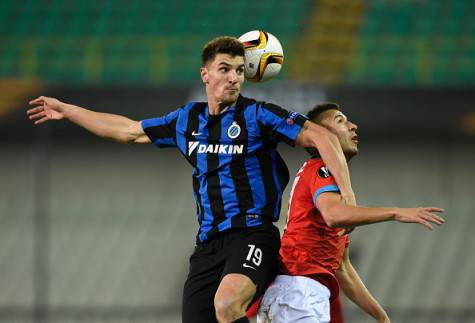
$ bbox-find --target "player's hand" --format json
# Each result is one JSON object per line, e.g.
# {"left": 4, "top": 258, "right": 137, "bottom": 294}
{"left": 394, "top": 207, "right": 445, "bottom": 230}
{"left": 27, "top": 96, "right": 68, "bottom": 124}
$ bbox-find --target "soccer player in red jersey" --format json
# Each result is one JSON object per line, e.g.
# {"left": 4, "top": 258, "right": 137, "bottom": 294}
{"left": 257, "top": 103, "right": 445, "bottom": 323}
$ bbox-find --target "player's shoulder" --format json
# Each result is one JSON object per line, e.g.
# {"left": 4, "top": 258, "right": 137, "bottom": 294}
{"left": 181, "top": 101, "right": 207, "bottom": 113}
{"left": 303, "top": 156, "right": 334, "bottom": 178}
{"left": 294, "top": 158, "right": 322, "bottom": 180}
{"left": 238, "top": 95, "right": 258, "bottom": 107}
{"left": 304, "top": 156, "right": 326, "bottom": 171}
{"left": 238, "top": 95, "right": 284, "bottom": 111}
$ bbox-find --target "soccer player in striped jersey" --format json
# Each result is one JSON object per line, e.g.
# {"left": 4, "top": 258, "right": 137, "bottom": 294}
{"left": 27, "top": 37, "right": 355, "bottom": 323}
{"left": 257, "top": 103, "right": 445, "bottom": 323}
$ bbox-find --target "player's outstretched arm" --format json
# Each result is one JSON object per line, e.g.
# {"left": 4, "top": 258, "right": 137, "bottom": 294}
{"left": 316, "top": 192, "right": 445, "bottom": 230}
{"left": 336, "top": 248, "right": 390, "bottom": 323}
{"left": 296, "top": 120, "right": 356, "bottom": 205}
{"left": 27, "top": 96, "right": 150, "bottom": 144}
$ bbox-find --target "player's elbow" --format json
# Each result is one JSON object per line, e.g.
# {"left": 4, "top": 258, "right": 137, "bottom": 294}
{"left": 112, "top": 132, "right": 135, "bottom": 144}
{"left": 118, "top": 122, "right": 143, "bottom": 144}
{"left": 318, "top": 192, "right": 358, "bottom": 229}
{"left": 326, "top": 218, "right": 344, "bottom": 228}
{"left": 120, "top": 137, "right": 136, "bottom": 144}
{"left": 324, "top": 204, "right": 352, "bottom": 228}
{"left": 336, "top": 262, "right": 349, "bottom": 278}
{"left": 322, "top": 211, "right": 344, "bottom": 228}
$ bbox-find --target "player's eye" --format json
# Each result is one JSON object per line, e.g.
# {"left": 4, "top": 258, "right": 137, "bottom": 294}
{"left": 219, "top": 67, "right": 228, "bottom": 72}
{"left": 237, "top": 67, "right": 244, "bottom": 75}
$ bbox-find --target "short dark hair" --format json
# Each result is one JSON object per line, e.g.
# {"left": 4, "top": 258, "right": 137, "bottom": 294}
{"left": 306, "top": 102, "right": 340, "bottom": 125}
{"left": 305, "top": 102, "right": 340, "bottom": 156}
{"left": 201, "top": 36, "right": 245, "bottom": 66}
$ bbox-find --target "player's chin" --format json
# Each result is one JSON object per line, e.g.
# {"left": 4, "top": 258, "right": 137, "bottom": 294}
{"left": 346, "top": 144, "right": 358, "bottom": 157}
{"left": 346, "top": 148, "right": 358, "bottom": 161}
{"left": 223, "top": 91, "right": 240, "bottom": 103}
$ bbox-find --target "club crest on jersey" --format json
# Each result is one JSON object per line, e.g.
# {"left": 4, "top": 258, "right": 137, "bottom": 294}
{"left": 317, "top": 166, "right": 331, "bottom": 178}
{"left": 227, "top": 122, "right": 241, "bottom": 139}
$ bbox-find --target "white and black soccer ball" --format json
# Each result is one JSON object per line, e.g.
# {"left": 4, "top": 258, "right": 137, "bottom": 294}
{"left": 238, "top": 30, "right": 284, "bottom": 82}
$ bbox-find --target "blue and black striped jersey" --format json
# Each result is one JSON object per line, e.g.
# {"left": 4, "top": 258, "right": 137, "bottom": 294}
{"left": 141, "top": 95, "right": 307, "bottom": 242}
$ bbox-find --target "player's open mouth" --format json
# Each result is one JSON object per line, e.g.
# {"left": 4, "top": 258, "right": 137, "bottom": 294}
{"left": 352, "top": 135, "right": 359, "bottom": 144}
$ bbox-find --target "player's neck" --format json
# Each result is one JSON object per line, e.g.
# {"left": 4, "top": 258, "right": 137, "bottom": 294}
{"left": 207, "top": 99, "right": 236, "bottom": 115}
{"left": 312, "top": 151, "right": 352, "bottom": 163}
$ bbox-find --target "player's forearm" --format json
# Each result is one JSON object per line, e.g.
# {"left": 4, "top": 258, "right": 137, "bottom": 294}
{"left": 317, "top": 132, "right": 354, "bottom": 204}
{"left": 62, "top": 104, "right": 138, "bottom": 143}
{"left": 337, "top": 264, "right": 389, "bottom": 321}
{"left": 325, "top": 204, "right": 396, "bottom": 228}
{"left": 301, "top": 122, "right": 355, "bottom": 204}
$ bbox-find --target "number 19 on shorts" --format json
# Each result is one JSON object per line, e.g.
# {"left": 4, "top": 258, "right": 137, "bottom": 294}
{"left": 246, "top": 244, "right": 262, "bottom": 267}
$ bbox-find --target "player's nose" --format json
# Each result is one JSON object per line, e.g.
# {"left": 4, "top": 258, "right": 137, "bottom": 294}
{"left": 348, "top": 121, "right": 358, "bottom": 131}
{"left": 228, "top": 70, "right": 238, "bottom": 83}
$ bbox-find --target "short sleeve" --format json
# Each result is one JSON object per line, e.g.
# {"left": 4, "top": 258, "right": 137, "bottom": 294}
{"left": 309, "top": 164, "right": 340, "bottom": 208}
{"left": 256, "top": 102, "right": 308, "bottom": 146}
{"left": 141, "top": 109, "right": 179, "bottom": 148}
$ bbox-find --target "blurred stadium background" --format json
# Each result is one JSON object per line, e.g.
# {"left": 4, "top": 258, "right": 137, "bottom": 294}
{"left": 1, "top": 0, "right": 474, "bottom": 322}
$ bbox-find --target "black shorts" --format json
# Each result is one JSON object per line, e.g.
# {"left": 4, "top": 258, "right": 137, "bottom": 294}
{"left": 182, "top": 224, "right": 280, "bottom": 323}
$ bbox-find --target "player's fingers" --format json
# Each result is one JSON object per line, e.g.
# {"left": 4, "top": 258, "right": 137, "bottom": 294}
{"left": 421, "top": 210, "right": 445, "bottom": 222}
{"left": 419, "top": 220, "right": 433, "bottom": 230}
{"left": 35, "top": 116, "right": 49, "bottom": 125}
{"left": 29, "top": 96, "right": 45, "bottom": 105}
{"left": 427, "top": 213, "right": 445, "bottom": 224}
{"left": 26, "top": 107, "right": 43, "bottom": 115}
{"left": 28, "top": 111, "right": 46, "bottom": 120}
{"left": 425, "top": 207, "right": 444, "bottom": 213}
{"left": 427, "top": 217, "right": 444, "bottom": 225}
{"left": 426, "top": 206, "right": 445, "bottom": 213}
{"left": 422, "top": 214, "right": 444, "bottom": 225}
{"left": 418, "top": 211, "right": 439, "bottom": 223}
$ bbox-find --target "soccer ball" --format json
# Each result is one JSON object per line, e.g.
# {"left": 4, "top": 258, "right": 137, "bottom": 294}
{"left": 238, "top": 30, "right": 284, "bottom": 82}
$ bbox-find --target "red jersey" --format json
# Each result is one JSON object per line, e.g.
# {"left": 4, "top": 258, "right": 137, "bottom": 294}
{"left": 279, "top": 157, "right": 349, "bottom": 299}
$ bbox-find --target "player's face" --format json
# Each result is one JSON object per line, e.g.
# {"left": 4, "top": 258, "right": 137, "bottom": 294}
{"left": 201, "top": 53, "right": 245, "bottom": 107}
{"left": 321, "top": 110, "right": 358, "bottom": 159}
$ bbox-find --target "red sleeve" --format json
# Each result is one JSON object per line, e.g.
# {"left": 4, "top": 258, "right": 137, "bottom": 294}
{"left": 308, "top": 162, "right": 340, "bottom": 207}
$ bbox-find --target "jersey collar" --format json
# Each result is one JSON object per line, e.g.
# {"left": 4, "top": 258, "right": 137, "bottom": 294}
{"left": 311, "top": 152, "right": 322, "bottom": 159}
{"left": 204, "top": 95, "right": 244, "bottom": 119}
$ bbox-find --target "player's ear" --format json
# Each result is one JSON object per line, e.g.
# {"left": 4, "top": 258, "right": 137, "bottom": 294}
{"left": 200, "top": 67, "right": 209, "bottom": 84}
